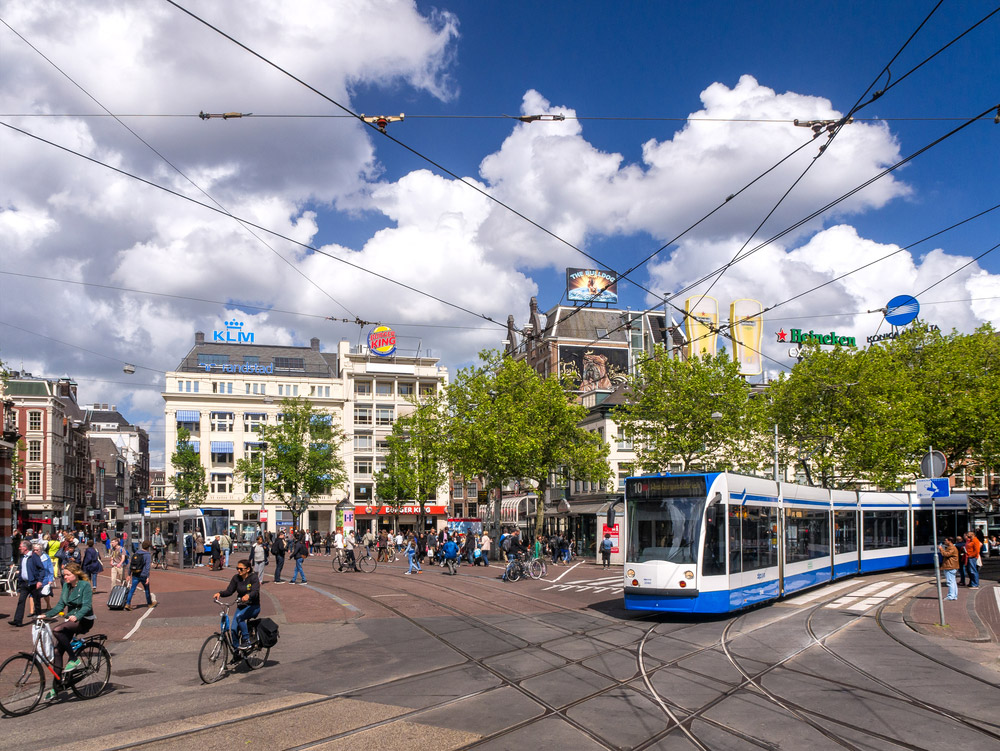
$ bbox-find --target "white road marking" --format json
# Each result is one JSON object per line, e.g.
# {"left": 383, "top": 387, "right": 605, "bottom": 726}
{"left": 784, "top": 579, "right": 857, "bottom": 604}
{"left": 565, "top": 576, "right": 622, "bottom": 587}
{"left": 552, "top": 561, "right": 583, "bottom": 582}
{"left": 123, "top": 596, "right": 157, "bottom": 640}
{"left": 993, "top": 586, "right": 1000, "bottom": 615}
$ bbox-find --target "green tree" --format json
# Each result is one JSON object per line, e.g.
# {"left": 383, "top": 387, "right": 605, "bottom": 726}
{"left": 235, "top": 397, "right": 347, "bottom": 527}
{"left": 615, "top": 346, "right": 761, "bottom": 474}
{"left": 374, "top": 396, "right": 449, "bottom": 530}
{"left": 769, "top": 341, "right": 922, "bottom": 489}
{"left": 171, "top": 426, "right": 207, "bottom": 507}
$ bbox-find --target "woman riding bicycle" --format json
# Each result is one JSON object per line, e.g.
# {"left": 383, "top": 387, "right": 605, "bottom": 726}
{"left": 213, "top": 559, "right": 260, "bottom": 656}
{"left": 45, "top": 562, "right": 95, "bottom": 685}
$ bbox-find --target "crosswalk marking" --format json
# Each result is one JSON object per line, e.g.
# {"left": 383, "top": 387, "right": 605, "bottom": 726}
{"left": 785, "top": 579, "right": 857, "bottom": 604}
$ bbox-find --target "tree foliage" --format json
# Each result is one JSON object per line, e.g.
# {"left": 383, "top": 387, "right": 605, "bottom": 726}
{"left": 171, "top": 426, "right": 207, "bottom": 507}
{"left": 615, "top": 346, "right": 765, "bottom": 474}
{"left": 235, "top": 397, "right": 347, "bottom": 525}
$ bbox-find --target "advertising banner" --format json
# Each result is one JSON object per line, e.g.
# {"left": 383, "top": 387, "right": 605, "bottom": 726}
{"left": 558, "top": 345, "right": 629, "bottom": 391}
{"left": 730, "top": 299, "right": 763, "bottom": 376}
{"left": 566, "top": 268, "right": 619, "bottom": 304}
{"left": 601, "top": 522, "right": 620, "bottom": 554}
{"left": 684, "top": 296, "right": 718, "bottom": 359}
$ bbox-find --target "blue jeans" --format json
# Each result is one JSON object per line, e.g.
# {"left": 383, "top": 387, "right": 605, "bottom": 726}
{"left": 231, "top": 603, "right": 260, "bottom": 646}
{"left": 291, "top": 557, "right": 306, "bottom": 583}
{"left": 407, "top": 551, "right": 421, "bottom": 573}
{"left": 967, "top": 557, "right": 980, "bottom": 587}
{"left": 224, "top": 549, "right": 230, "bottom": 568}
{"left": 945, "top": 569, "right": 957, "bottom": 599}
{"left": 126, "top": 575, "right": 151, "bottom": 606}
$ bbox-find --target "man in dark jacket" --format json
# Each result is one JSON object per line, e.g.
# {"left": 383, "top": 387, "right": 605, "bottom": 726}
{"left": 9, "top": 541, "right": 46, "bottom": 626}
{"left": 290, "top": 533, "right": 308, "bottom": 584}
{"left": 271, "top": 532, "right": 287, "bottom": 583}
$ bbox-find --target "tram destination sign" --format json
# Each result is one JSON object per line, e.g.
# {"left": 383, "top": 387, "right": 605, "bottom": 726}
{"left": 627, "top": 476, "right": 707, "bottom": 499}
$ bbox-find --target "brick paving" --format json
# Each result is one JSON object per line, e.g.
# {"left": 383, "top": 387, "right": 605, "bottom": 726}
{"left": 903, "top": 556, "right": 1000, "bottom": 642}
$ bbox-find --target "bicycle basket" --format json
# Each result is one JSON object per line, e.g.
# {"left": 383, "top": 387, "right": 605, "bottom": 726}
{"left": 256, "top": 617, "right": 279, "bottom": 648}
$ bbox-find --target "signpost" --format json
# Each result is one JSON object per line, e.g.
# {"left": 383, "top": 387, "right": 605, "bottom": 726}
{"left": 919, "top": 448, "right": 948, "bottom": 627}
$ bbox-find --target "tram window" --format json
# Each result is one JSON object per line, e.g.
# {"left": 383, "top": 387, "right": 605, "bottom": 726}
{"left": 863, "top": 510, "right": 907, "bottom": 549}
{"left": 728, "top": 506, "right": 742, "bottom": 574}
{"left": 626, "top": 498, "right": 704, "bottom": 564}
{"left": 702, "top": 502, "right": 726, "bottom": 576}
{"left": 784, "top": 508, "right": 830, "bottom": 563}
{"left": 913, "top": 510, "right": 959, "bottom": 546}
{"left": 740, "top": 505, "right": 778, "bottom": 572}
{"left": 834, "top": 511, "right": 857, "bottom": 554}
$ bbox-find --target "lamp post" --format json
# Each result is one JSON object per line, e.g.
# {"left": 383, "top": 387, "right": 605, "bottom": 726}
{"left": 259, "top": 441, "right": 268, "bottom": 533}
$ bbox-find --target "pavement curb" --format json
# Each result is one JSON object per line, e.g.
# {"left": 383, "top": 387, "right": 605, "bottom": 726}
{"left": 902, "top": 582, "right": 993, "bottom": 643}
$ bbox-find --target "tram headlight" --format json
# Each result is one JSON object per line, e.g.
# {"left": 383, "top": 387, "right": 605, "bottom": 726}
{"left": 626, "top": 569, "right": 635, "bottom": 578}
{"left": 684, "top": 570, "right": 694, "bottom": 580}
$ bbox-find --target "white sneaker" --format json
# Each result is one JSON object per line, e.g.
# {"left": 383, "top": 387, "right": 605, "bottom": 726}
{"left": 404, "top": 571, "right": 411, "bottom": 575}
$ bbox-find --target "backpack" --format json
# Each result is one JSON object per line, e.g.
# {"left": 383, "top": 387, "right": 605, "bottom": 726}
{"left": 501, "top": 536, "right": 513, "bottom": 554}
{"left": 129, "top": 552, "right": 145, "bottom": 575}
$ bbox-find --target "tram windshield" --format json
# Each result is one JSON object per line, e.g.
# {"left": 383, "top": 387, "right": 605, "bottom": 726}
{"left": 626, "top": 496, "right": 705, "bottom": 564}
{"left": 202, "top": 509, "right": 230, "bottom": 538}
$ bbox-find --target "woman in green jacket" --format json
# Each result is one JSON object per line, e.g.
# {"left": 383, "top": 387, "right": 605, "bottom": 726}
{"left": 45, "top": 562, "right": 95, "bottom": 677}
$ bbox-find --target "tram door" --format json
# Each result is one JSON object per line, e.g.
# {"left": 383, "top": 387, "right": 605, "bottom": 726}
{"left": 729, "top": 503, "right": 779, "bottom": 608}
{"left": 728, "top": 505, "right": 747, "bottom": 607}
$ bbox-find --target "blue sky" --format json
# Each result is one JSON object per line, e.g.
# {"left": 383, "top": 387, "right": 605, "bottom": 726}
{"left": 0, "top": 0, "right": 997, "bottom": 465}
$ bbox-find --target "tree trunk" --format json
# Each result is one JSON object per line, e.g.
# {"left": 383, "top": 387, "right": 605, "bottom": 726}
{"left": 534, "top": 478, "right": 547, "bottom": 540}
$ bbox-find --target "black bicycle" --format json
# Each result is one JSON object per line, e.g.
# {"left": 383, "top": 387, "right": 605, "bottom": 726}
{"left": 197, "top": 599, "right": 270, "bottom": 684}
{"left": 0, "top": 615, "right": 111, "bottom": 716}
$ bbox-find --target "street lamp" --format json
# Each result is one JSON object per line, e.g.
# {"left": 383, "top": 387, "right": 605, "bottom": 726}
{"left": 259, "top": 441, "right": 268, "bottom": 533}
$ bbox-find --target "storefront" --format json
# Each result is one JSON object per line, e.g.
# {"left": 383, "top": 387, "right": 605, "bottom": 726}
{"left": 353, "top": 503, "right": 448, "bottom": 535}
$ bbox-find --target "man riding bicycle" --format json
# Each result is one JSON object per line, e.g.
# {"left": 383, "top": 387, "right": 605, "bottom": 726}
{"left": 213, "top": 559, "right": 260, "bottom": 660}
{"left": 151, "top": 527, "right": 165, "bottom": 568}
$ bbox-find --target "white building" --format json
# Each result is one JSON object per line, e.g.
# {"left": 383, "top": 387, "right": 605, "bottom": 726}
{"left": 163, "top": 331, "right": 448, "bottom": 539}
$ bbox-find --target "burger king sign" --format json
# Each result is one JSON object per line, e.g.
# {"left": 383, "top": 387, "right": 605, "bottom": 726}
{"left": 368, "top": 325, "right": 397, "bottom": 357}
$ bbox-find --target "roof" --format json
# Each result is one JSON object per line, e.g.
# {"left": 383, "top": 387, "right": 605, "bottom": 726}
{"left": 4, "top": 381, "right": 51, "bottom": 397}
{"left": 85, "top": 409, "right": 131, "bottom": 428}
{"left": 173, "top": 341, "right": 339, "bottom": 379}
{"left": 543, "top": 305, "right": 630, "bottom": 343}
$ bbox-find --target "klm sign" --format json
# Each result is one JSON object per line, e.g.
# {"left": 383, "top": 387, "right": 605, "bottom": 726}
{"left": 213, "top": 320, "right": 253, "bottom": 343}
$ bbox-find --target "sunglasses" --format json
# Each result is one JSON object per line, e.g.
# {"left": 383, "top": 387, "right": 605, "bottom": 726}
{"left": 237, "top": 567, "right": 249, "bottom": 572}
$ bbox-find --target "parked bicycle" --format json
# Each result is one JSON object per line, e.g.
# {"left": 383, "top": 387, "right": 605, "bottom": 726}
{"left": 197, "top": 598, "right": 270, "bottom": 684}
{"left": 528, "top": 556, "right": 547, "bottom": 579}
{"left": 0, "top": 615, "right": 111, "bottom": 716}
{"left": 503, "top": 556, "right": 531, "bottom": 582}
{"left": 332, "top": 547, "right": 376, "bottom": 573}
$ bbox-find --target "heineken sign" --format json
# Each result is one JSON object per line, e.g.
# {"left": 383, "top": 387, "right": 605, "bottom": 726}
{"left": 777, "top": 328, "right": 856, "bottom": 347}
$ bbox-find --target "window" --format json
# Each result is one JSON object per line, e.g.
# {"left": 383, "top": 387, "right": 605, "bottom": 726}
{"left": 179, "top": 380, "right": 200, "bottom": 393}
{"left": 27, "top": 470, "right": 41, "bottom": 496}
{"left": 453, "top": 484, "right": 464, "bottom": 499}
{"left": 783, "top": 508, "right": 829, "bottom": 563}
{"left": 354, "top": 483, "right": 372, "bottom": 500}
{"left": 244, "top": 413, "right": 265, "bottom": 432}
{"left": 374, "top": 459, "right": 385, "bottom": 474}
{"left": 211, "top": 451, "right": 234, "bottom": 465}
{"left": 354, "top": 458, "right": 373, "bottom": 477}
{"left": 618, "top": 471, "right": 629, "bottom": 490}
{"left": 913, "top": 509, "right": 962, "bottom": 546}
{"left": 702, "top": 501, "right": 726, "bottom": 575}
{"left": 453, "top": 504, "right": 464, "bottom": 518}
{"left": 274, "top": 357, "right": 305, "bottom": 371}
{"left": 354, "top": 407, "right": 372, "bottom": 426}
{"left": 27, "top": 440, "right": 41, "bottom": 462}
{"left": 355, "top": 381, "right": 372, "bottom": 396}
{"left": 243, "top": 356, "right": 259, "bottom": 366}
{"left": 376, "top": 439, "right": 390, "bottom": 453}
{"left": 375, "top": 381, "right": 393, "bottom": 397}
{"left": 375, "top": 407, "right": 394, "bottom": 426}
{"left": 278, "top": 384, "right": 300, "bottom": 397}
{"left": 198, "top": 353, "right": 229, "bottom": 366}
{"left": 468, "top": 502, "right": 477, "bottom": 518}
{"left": 212, "top": 381, "right": 233, "bottom": 394}
{"left": 398, "top": 383, "right": 414, "bottom": 397}
{"left": 863, "top": 510, "right": 907, "bottom": 550}
{"left": 243, "top": 382, "right": 265, "bottom": 395}
{"left": 28, "top": 411, "right": 42, "bottom": 431}
{"left": 419, "top": 383, "right": 436, "bottom": 397}
{"left": 467, "top": 484, "right": 478, "bottom": 499}
{"left": 310, "top": 385, "right": 332, "bottom": 397}
{"left": 211, "top": 412, "right": 234, "bottom": 432}
{"left": 354, "top": 435, "right": 373, "bottom": 452}
{"left": 834, "top": 510, "right": 858, "bottom": 554}
{"left": 596, "top": 328, "right": 608, "bottom": 339}
{"left": 210, "top": 473, "right": 233, "bottom": 494}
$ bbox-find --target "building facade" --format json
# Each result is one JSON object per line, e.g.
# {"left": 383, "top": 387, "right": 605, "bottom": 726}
{"left": 84, "top": 405, "right": 150, "bottom": 525}
{"left": 163, "top": 332, "right": 448, "bottom": 539}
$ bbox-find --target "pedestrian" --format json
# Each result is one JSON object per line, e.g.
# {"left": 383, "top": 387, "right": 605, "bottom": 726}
{"left": 195, "top": 531, "right": 205, "bottom": 567}
{"left": 955, "top": 535, "right": 967, "bottom": 586}
{"left": 9, "top": 541, "right": 45, "bottom": 626}
{"left": 124, "top": 540, "right": 157, "bottom": 611}
{"left": 108, "top": 538, "right": 128, "bottom": 590}
{"left": 964, "top": 532, "right": 982, "bottom": 589}
{"left": 324, "top": 531, "right": 332, "bottom": 556}
{"left": 46, "top": 533, "right": 61, "bottom": 578}
{"left": 250, "top": 535, "right": 268, "bottom": 583}
{"left": 441, "top": 537, "right": 459, "bottom": 575}
{"left": 271, "top": 531, "right": 287, "bottom": 583}
{"left": 939, "top": 536, "right": 959, "bottom": 600}
{"left": 600, "top": 533, "right": 613, "bottom": 569}
{"left": 210, "top": 536, "right": 222, "bottom": 570}
{"left": 36, "top": 543, "right": 56, "bottom": 612}
{"left": 344, "top": 529, "right": 357, "bottom": 571}
{"left": 82, "top": 539, "right": 103, "bottom": 594}
{"left": 480, "top": 532, "right": 491, "bottom": 566}
{"left": 404, "top": 535, "right": 422, "bottom": 575}
{"left": 290, "top": 533, "right": 308, "bottom": 584}
{"left": 220, "top": 529, "right": 232, "bottom": 568}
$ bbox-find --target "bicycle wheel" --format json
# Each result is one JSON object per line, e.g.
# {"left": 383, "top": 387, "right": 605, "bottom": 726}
{"left": 505, "top": 562, "right": 521, "bottom": 582}
{"left": 69, "top": 642, "right": 111, "bottom": 700}
{"left": 528, "top": 558, "right": 544, "bottom": 579}
{"left": 243, "top": 643, "right": 269, "bottom": 670}
{"left": 332, "top": 553, "right": 345, "bottom": 572}
{"left": 386, "top": 547, "right": 396, "bottom": 563}
{"left": 0, "top": 655, "right": 44, "bottom": 717}
{"left": 356, "top": 554, "right": 376, "bottom": 573}
{"left": 197, "top": 634, "right": 229, "bottom": 684}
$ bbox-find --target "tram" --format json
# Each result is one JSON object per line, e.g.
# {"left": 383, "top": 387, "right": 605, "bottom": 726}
{"left": 122, "top": 507, "right": 231, "bottom": 561}
{"left": 622, "top": 472, "right": 969, "bottom": 614}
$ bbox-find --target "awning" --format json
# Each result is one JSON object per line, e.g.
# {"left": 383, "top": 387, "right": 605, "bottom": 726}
{"left": 565, "top": 500, "right": 616, "bottom": 515}
{"left": 500, "top": 495, "right": 536, "bottom": 523}
{"left": 211, "top": 411, "right": 233, "bottom": 418}
{"left": 210, "top": 441, "right": 234, "bottom": 453}
{"left": 177, "top": 440, "right": 200, "bottom": 452}
{"left": 244, "top": 441, "right": 266, "bottom": 448}
{"left": 244, "top": 412, "right": 266, "bottom": 419}
{"left": 176, "top": 410, "right": 200, "bottom": 422}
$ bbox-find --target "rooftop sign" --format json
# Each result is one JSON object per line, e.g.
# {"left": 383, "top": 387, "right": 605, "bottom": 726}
{"left": 566, "top": 268, "right": 618, "bottom": 304}
{"left": 213, "top": 319, "right": 254, "bottom": 343}
{"left": 777, "top": 328, "right": 857, "bottom": 347}
{"left": 368, "top": 326, "right": 397, "bottom": 357}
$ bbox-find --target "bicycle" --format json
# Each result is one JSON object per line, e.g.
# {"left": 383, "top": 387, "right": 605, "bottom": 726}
{"left": 197, "top": 598, "right": 270, "bottom": 684}
{"left": 503, "top": 556, "right": 531, "bottom": 582}
{"left": 0, "top": 615, "right": 111, "bottom": 716}
{"left": 332, "top": 547, "right": 376, "bottom": 573}
{"left": 377, "top": 545, "right": 397, "bottom": 563}
{"left": 528, "top": 556, "right": 547, "bottom": 580}
{"left": 151, "top": 546, "right": 167, "bottom": 570}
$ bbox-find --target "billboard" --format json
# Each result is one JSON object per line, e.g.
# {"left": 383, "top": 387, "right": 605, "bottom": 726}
{"left": 558, "top": 345, "right": 629, "bottom": 391}
{"left": 730, "top": 299, "right": 763, "bottom": 376}
{"left": 684, "top": 296, "right": 718, "bottom": 359}
{"left": 566, "top": 268, "right": 618, "bottom": 304}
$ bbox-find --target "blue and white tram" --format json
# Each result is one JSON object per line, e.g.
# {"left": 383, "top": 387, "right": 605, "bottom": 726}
{"left": 622, "top": 472, "right": 968, "bottom": 614}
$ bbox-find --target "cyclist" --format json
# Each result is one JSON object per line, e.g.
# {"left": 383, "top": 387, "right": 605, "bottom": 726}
{"left": 213, "top": 559, "right": 260, "bottom": 659}
{"left": 151, "top": 527, "right": 165, "bottom": 568}
{"left": 44, "top": 562, "right": 95, "bottom": 698}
